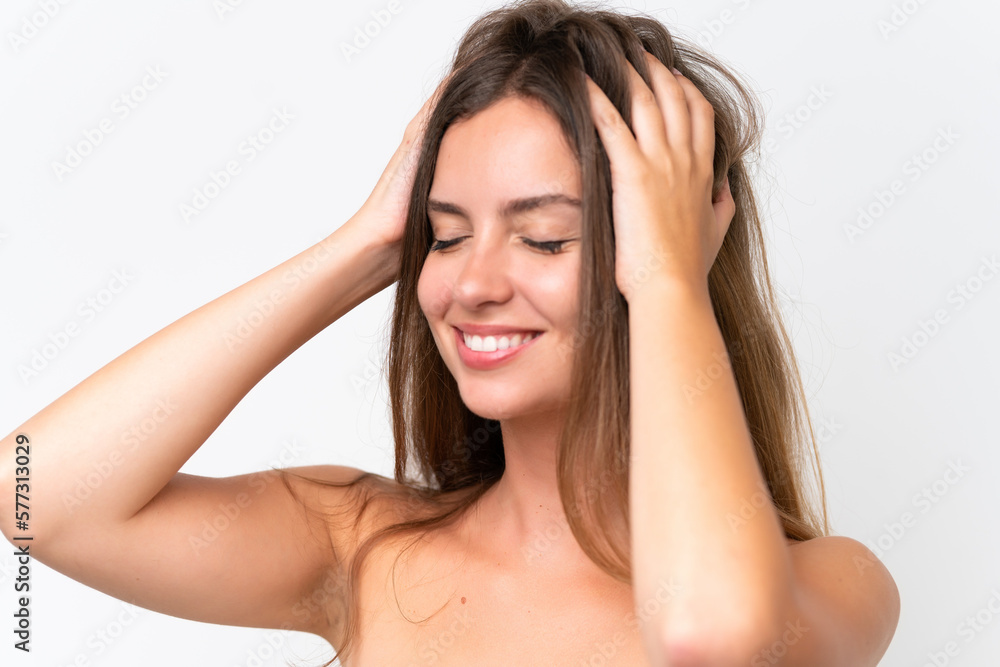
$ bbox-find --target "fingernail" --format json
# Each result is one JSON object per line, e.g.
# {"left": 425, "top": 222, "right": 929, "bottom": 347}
{"left": 671, "top": 67, "right": 682, "bottom": 76}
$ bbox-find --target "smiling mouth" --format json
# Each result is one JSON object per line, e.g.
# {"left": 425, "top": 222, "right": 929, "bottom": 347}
{"left": 460, "top": 330, "right": 541, "bottom": 352}
{"left": 452, "top": 327, "right": 544, "bottom": 369}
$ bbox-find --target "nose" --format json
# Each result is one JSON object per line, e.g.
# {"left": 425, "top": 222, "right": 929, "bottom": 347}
{"left": 451, "top": 233, "right": 515, "bottom": 308}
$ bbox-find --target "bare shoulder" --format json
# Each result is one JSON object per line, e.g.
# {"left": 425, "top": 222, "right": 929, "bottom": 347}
{"left": 785, "top": 534, "right": 901, "bottom": 663}
{"left": 786, "top": 534, "right": 898, "bottom": 590}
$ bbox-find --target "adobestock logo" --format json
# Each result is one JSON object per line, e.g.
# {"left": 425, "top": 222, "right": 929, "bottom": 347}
{"left": 178, "top": 107, "right": 294, "bottom": 224}
{"left": 843, "top": 126, "right": 959, "bottom": 244}
{"left": 855, "top": 459, "right": 971, "bottom": 575}
{"left": 339, "top": 1, "right": 404, "bottom": 63}
{"left": 919, "top": 587, "right": 1000, "bottom": 667}
{"left": 188, "top": 439, "right": 305, "bottom": 556}
{"left": 60, "top": 396, "right": 177, "bottom": 516}
{"left": 7, "top": 0, "right": 74, "bottom": 54}
{"left": 50, "top": 66, "right": 169, "bottom": 183}
{"left": 762, "top": 84, "right": 834, "bottom": 157}
{"left": 877, "top": 0, "right": 933, "bottom": 40}
{"left": 887, "top": 254, "right": 998, "bottom": 371}
{"left": 750, "top": 619, "right": 809, "bottom": 666}
{"left": 691, "top": 0, "right": 756, "bottom": 49}
{"left": 17, "top": 268, "right": 136, "bottom": 385}
{"left": 214, "top": 0, "right": 249, "bottom": 21}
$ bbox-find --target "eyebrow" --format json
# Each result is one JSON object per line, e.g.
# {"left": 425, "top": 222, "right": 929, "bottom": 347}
{"left": 427, "top": 193, "right": 582, "bottom": 221}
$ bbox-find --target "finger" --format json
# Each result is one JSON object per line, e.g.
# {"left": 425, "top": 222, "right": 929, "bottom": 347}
{"left": 404, "top": 71, "right": 455, "bottom": 146}
{"left": 584, "top": 73, "right": 643, "bottom": 177}
{"left": 427, "top": 70, "right": 453, "bottom": 108}
{"left": 641, "top": 51, "right": 691, "bottom": 154}
{"left": 622, "top": 54, "right": 669, "bottom": 159}
{"left": 671, "top": 71, "right": 716, "bottom": 174}
{"left": 391, "top": 76, "right": 454, "bottom": 190}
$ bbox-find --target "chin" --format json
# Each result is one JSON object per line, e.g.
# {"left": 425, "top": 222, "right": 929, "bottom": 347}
{"left": 455, "top": 384, "right": 524, "bottom": 421}
{"left": 455, "top": 379, "right": 568, "bottom": 422}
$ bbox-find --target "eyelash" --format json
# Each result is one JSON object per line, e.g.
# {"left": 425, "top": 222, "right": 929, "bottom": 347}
{"left": 429, "top": 237, "right": 568, "bottom": 254}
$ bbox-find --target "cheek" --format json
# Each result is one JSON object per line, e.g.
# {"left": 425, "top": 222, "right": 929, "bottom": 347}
{"left": 523, "top": 262, "right": 578, "bottom": 323}
{"left": 417, "top": 263, "right": 453, "bottom": 321}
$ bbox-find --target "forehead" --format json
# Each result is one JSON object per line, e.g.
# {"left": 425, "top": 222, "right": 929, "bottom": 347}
{"left": 430, "top": 96, "right": 581, "bottom": 200}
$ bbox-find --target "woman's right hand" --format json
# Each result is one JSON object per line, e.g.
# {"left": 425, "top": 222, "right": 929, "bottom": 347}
{"left": 347, "top": 73, "right": 451, "bottom": 256}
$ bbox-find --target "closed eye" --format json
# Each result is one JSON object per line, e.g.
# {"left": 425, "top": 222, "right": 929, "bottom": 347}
{"left": 429, "top": 236, "right": 466, "bottom": 252}
{"left": 428, "top": 237, "right": 572, "bottom": 254}
{"left": 523, "top": 239, "right": 568, "bottom": 254}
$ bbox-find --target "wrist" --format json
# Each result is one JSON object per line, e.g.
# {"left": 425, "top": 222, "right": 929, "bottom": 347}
{"left": 331, "top": 220, "right": 401, "bottom": 295}
{"left": 625, "top": 273, "right": 711, "bottom": 310}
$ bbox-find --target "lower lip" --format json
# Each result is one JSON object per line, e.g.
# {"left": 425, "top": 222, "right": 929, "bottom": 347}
{"left": 453, "top": 327, "right": 543, "bottom": 370}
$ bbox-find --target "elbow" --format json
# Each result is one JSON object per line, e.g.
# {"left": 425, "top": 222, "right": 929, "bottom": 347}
{"left": 659, "top": 605, "right": 790, "bottom": 667}
{"left": 661, "top": 627, "right": 776, "bottom": 667}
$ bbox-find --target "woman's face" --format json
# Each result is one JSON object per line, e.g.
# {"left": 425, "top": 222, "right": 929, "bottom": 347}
{"left": 417, "top": 95, "right": 583, "bottom": 421}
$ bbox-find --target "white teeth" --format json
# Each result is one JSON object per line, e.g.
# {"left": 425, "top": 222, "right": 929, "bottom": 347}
{"left": 463, "top": 331, "right": 538, "bottom": 352}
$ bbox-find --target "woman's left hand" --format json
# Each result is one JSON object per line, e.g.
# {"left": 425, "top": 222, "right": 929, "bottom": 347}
{"left": 585, "top": 51, "right": 735, "bottom": 302}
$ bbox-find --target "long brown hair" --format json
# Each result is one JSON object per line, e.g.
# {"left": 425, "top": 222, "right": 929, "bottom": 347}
{"left": 280, "top": 0, "right": 829, "bottom": 663}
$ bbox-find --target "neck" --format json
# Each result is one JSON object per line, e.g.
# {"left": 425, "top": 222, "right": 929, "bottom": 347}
{"left": 472, "top": 408, "right": 590, "bottom": 570}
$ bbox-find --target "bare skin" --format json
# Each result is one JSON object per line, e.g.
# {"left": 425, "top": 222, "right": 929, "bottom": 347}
{"left": 322, "top": 474, "right": 803, "bottom": 665}
{"left": 336, "top": 482, "right": 652, "bottom": 666}
{"left": 0, "top": 75, "right": 651, "bottom": 664}
{"left": 0, "top": 80, "right": 446, "bottom": 646}
{"left": 0, "top": 54, "right": 897, "bottom": 667}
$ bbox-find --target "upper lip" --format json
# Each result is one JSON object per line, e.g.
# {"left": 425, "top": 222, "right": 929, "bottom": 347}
{"left": 452, "top": 323, "right": 543, "bottom": 336}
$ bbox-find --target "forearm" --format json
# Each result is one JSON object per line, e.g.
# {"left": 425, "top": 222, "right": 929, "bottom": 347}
{"left": 628, "top": 279, "right": 794, "bottom": 658}
{"left": 0, "top": 219, "right": 397, "bottom": 539}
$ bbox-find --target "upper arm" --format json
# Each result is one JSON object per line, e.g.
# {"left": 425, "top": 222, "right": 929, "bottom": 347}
{"left": 777, "top": 535, "right": 901, "bottom": 666}
{"left": 29, "top": 464, "right": 371, "bottom": 638}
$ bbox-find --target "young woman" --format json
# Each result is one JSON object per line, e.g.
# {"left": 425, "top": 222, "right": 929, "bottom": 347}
{"left": 1, "top": 0, "right": 899, "bottom": 664}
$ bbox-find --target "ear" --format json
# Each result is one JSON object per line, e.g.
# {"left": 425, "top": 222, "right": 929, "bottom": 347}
{"left": 710, "top": 174, "right": 735, "bottom": 264}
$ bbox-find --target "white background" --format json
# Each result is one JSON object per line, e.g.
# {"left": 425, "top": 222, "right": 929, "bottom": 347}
{"left": 1, "top": 0, "right": 997, "bottom": 665}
